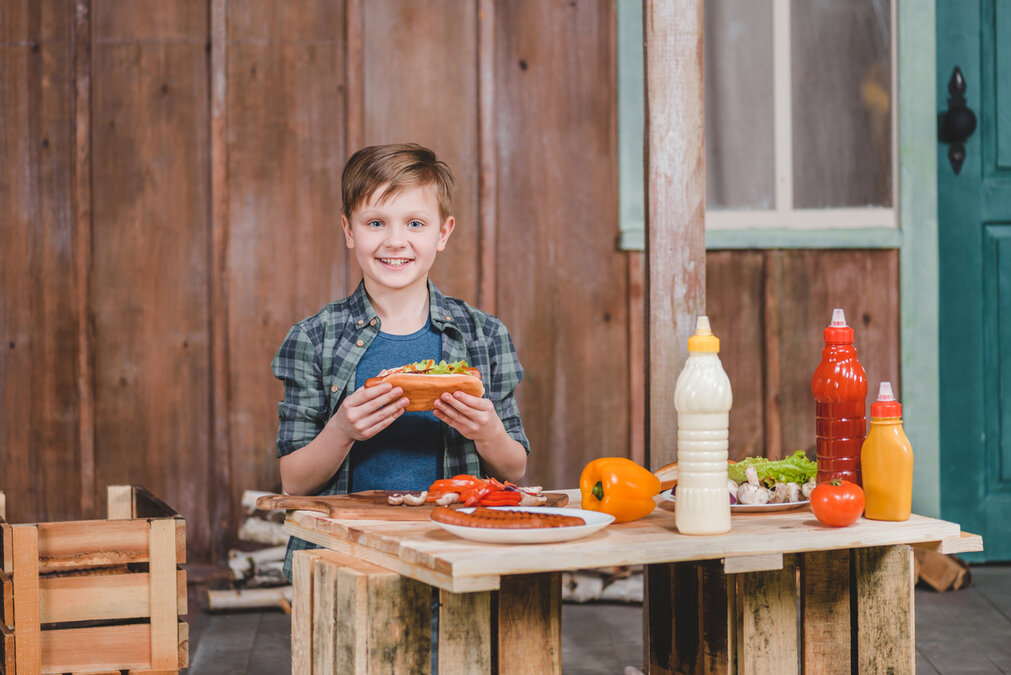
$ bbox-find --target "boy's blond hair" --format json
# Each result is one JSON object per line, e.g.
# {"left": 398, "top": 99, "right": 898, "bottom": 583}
{"left": 341, "top": 143, "right": 455, "bottom": 222}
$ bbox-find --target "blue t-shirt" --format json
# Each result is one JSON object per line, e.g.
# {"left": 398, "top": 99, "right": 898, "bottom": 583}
{"left": 348, "top": 319, "right": 443, "bottom": 492}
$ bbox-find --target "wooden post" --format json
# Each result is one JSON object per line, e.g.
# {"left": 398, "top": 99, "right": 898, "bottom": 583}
{"left": 439, "top": 590, "right": 492, "bottom": 674}
{"left": 496, "top": 573, "right": 561, "bottom": 675}
{"left": 12, "top": 526, "right": 41, "bottom": 674}
{"left": 800, "top": 550, "right": 851, "bottom": 674}
{"left": 642, "top": 0, "right": 707, "bottom": 470}
{"left": 736, "top": 557, "right": 799, "bottom": 674}
{"left": 855, "top": 545, "right": 915, "bottom": 673}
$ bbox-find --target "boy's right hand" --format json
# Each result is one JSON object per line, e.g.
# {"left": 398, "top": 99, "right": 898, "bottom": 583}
{"left": 330, "top": 383, "right": 408, "bottom": 442}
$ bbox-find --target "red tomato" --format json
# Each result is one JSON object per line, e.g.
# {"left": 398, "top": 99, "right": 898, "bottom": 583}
{"left": 810, "top": 480, "right": 865, "bottom": 527}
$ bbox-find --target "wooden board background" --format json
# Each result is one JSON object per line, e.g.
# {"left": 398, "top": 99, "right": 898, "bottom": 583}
{"left": 0, "top": 1, "right": 899, "bottom": 565}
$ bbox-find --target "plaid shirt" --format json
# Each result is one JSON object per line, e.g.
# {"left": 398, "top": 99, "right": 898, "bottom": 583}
{"left": 271, "top": 280, "right": 529, "bottom": 579}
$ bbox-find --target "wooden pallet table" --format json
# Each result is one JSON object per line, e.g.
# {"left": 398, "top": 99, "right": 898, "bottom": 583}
{"left": 0, "top": 486, "right": 188, "bottom": 675}
{"left": 284, "top": 489, "right": 981, "bottom": 674}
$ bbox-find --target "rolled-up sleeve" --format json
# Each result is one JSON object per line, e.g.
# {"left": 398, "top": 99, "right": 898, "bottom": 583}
{"left": 271, "top": 323, "right": 326, "bottom": 458}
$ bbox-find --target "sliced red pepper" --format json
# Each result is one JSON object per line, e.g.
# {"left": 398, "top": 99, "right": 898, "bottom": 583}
{"left": 479, "top": 491, "right": 522, "bottom": 506}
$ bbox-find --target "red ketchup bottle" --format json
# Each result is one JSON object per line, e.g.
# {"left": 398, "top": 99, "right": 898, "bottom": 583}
{"left": 811, "top": 308, "right": 868, "bottom": 485}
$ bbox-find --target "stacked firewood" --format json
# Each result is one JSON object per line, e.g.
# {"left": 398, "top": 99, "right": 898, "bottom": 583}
{"left": 206, "top": 490, "right": 292, "bottom": 612}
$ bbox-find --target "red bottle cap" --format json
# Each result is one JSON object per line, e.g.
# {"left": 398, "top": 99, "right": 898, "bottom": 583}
{"left": 871, "top": 381, "right": 902, "bottom": 418}
{"left": 824, "top": 308, "right": 855, "bottom": 343}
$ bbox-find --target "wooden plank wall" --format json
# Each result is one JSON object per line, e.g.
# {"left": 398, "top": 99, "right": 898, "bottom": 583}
{"left": 0, "top": 1, "right": 899, "bottom": 565}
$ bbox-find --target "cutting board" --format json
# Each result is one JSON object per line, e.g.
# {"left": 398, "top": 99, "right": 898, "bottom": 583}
{"left": 256, "top": 490, "right": 570, "bottom": 521}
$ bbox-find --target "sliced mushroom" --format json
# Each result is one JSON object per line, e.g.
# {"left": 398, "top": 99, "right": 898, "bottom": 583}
{"left": 786, "top": 482, "right": 802, "bottom": 503}
{"left": 737, "top": 466, "right": 772, "bottom": 505}
{"left": 520, "top": 492, "right": 547, "bottom": 506}
{"left": 770, "top": 482, "right": 790, "bottom": 504}
{"left": 801, "top": 479, "right": 817, "bottom": 500}
{"left": 435, "top": 492, "right": 460, "bottom": 506}
{"left": 387, "top": 493, "right": 405, "bottom": 506}
{"left": 403, "top": 491, "right": 427, "bottom": 506}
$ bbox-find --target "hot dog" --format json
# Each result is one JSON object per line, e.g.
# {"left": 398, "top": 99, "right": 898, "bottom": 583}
{"left": 430, "top": 506, "right": 585, "bottom": 529}
{"left": 365, "top": 359, "right": 484, "bottom": 412}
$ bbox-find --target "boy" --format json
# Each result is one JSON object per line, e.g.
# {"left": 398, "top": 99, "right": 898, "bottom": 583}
{"left": 271, "top": 143, "right": 529, "bottom": 580}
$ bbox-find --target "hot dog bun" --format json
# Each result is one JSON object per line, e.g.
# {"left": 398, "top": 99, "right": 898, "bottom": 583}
{"left": 365, "top": 370, "right": 484, "bottom": 412}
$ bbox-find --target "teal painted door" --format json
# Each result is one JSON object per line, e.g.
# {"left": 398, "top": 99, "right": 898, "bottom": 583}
{"left": 938, "top": 0, "right": 1011, "bottom": 561}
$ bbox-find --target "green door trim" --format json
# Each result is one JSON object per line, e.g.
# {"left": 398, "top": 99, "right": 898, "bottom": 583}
{"left": 898, "top": 0, "right": 940, "bottom": 518}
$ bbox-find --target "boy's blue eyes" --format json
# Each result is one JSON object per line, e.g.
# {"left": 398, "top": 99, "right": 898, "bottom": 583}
{"left": 365, "top": 220, "right": 425, "bottom": 229}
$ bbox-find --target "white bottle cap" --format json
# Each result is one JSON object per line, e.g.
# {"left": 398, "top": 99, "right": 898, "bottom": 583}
{"left": 877, "top": 381, "right": 895, "bottom": 401}
{"left": 695, "top": 315, "right": 713, "bottom": 335}
{"left": 830, "top": 308, "right": 848, "bottom": 327}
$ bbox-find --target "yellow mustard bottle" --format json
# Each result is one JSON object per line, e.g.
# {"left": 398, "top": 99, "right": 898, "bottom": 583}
{"left": 860, "top": 382, "right": 913, "bottom": 521}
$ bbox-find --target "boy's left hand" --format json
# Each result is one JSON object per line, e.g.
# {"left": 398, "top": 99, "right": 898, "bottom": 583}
{"left": 433, "top": 391, "right": 507, "bottom": 444}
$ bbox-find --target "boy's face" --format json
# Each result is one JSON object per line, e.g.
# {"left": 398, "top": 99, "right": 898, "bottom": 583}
{"left": 341, "top": 183, "right": 455, "bottom": 296}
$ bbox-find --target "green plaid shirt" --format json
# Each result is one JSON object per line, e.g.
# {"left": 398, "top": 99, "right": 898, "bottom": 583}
{"left": 271, "top": 279, "right": 529, "bottom": 579}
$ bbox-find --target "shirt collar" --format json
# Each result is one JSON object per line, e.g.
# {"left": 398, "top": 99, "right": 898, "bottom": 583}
{"left": 345, "top": 279, "right": 457, "bottom": 333}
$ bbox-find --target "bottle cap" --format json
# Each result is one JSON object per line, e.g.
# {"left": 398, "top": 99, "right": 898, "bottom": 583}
{"left": 824, "top": 308, "right": 855, "bottom": 343}
{"left": 687, "top": 316, "right": 720, "bottom": 353}
{"left": 871, "top": 381, "right": 902, "bottom": 417}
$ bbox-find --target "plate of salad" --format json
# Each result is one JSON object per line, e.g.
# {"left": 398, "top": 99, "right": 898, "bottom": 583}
{"left": 659, "top": 450, "right": 818, "bottom": 513}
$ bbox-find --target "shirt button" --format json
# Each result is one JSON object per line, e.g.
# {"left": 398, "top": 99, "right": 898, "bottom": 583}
{"left": 357, "top": 319, "right": 364, "bottom": 326}
{"left": 331, "top": 385, "right": 339, "bottom": 393}
{"left": 445, "top": 315, "right": 452, "bottom": 321}
{"left": 356, "top": 339, "right": 364, "bottom": 347}
{"left": 369, "top": 319, "right": 377, "bottom": 326}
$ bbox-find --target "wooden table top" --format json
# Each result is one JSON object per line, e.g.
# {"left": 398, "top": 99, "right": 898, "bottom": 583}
{"left": 285, "top": 489, "right": 976, "bottom": 592}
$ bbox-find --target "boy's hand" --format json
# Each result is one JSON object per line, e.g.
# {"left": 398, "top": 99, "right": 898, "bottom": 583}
{"left": 331, "top": 383, "right": 408, "bottom": 443}
{"left": 433, "top": 391, "right": 507, "bottom": 444}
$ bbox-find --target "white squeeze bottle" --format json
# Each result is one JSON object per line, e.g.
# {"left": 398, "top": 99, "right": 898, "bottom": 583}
{"left": 674, "top": 316, "right": 733, "bottom": 535}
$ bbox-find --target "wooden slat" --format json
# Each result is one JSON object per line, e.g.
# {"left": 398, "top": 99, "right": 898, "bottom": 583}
{"left": 74, "top": 0, "right": 95, "bottom": 521}
{"left": 4, "top": 569, "right": 185, "bottom": 625}
{"left": 39, "top": 620, "right": 187, "bottom": 672}
{"left": 477, "top": 0, "right": 497, "bottom": 314}
{"left": 914, "top": 531, "right": 985, "bottom": 555}
{"left": 209, "top": 0, "right": 232, "bottom": 571}
{"left": 224, "top": 0, "right": 348, "bottom": 539}
{"left": 799, "top": 549, "right": 850, "bottom": 674}
{"left": 724, "top": 553, "right": 783, "bottom": 574}
{"left": 2, "top": 0, "right": 82, "bottom": 529}
{"left": 495, "top": 0, "right": 626, "bottom": 488}
{"left": 91, "top": 0, "right": 212, "bottom": 563}
{"left": 148, "top": 520, "right": 177, "bottom": 669}
{"left": 643, "top": 0, "right": 706, "bottom": 470}
{"left": 364, "top": 0, "right": 481, "bottom": 305}
{"left": 1, "top": 570, "right": 11, "bottom": 628}
{"left": 497, "top": 573, "right": 561, "bottom": 675}
{"left": 29, "top": 519, "right": 185, "bottom": 569}
{"left": 312, "top": 556, "right": 341, "bottom": 674}
{"left": 855, "top": 545, "right": 914, "bottom": 673}
{"left": 12, "top": 526, "right": 41, "bottom": 673}
{"left": 0, "top": 524, "right": 9, "bottom": 575}
{"left": 1, "top": 622, "right": 14, "bottom": 675}
{"left": 439, "top": 589, "right": 492, "bottom": 674}
{"left": 132, "top": 487, "right": 179, "bottom": 519}
{"left": 291, "top": 549, "right": 327, "bottom": 675}
{"left": 628, "top": 252, "right": 646, "bottom": 466}
{"left": 365, "top": 559, "right": 431, "bottom": 674}
{"left": 772, "top": 250, "right": 900, "bottom": 459}
{"left": 670, "top": 563, "right": 701, "bottom": 673}
{"left": 736, "top": 555, "right": 798, "bottom": 675}
{"left": 707, "top": 251, "right": 766, "bottom": 459}
{"left": 106, "top": 485, "right": 134, "bottom": 520}
{"left": 700, "top": 560, "right": 733, "bottom": 675}
{"left": 644, "top": 564, "right": 675, "bottom": 674}
{"left": 1, "top": 492, "right": 6, "bottom": 520}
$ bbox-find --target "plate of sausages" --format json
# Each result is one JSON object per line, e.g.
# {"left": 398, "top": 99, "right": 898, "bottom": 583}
{"left": 429, "top": 506, "right": 615, "bottom": 544}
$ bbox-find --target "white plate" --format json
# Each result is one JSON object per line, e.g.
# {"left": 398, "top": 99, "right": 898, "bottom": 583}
{"left": 430, "top": 506, "right": 615, "bottom": 544}
{"left": 659, "top": 489, "right": 808, "bottom": 513}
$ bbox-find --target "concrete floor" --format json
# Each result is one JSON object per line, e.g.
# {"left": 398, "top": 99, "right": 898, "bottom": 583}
{"left": 185, "top": 565, "right": 1011, "bottom": 674}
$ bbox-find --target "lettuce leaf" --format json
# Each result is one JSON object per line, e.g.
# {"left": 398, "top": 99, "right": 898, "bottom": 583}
{"left": 406, "top": 359, "right": 471, "bottom": 375}
{"left": 727, "top": 450, "right": 817, "bottom": 487}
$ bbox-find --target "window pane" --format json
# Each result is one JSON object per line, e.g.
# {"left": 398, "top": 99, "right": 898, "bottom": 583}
{"left": 792, "top": 0, "right": 892, "bottom": 208}
{"left": 705, "top": 0, "right": 775, "bottom": 210}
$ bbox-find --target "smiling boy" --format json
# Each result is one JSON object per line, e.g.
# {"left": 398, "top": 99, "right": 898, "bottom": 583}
{"left": 271, "top": 143, "right": 529, "bottom": 579}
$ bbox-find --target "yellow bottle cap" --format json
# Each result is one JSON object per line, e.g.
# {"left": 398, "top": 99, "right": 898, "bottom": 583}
{"left": 687, "top": 316, "right": 720, "bottom": 353}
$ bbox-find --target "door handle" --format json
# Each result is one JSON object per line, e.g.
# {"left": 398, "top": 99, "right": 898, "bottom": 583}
{"left": 938, "top": 66, "right": 977, "bottom": 175}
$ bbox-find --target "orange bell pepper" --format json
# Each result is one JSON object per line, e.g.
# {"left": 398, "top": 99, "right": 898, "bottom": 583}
{"left": 579, "top": 457, "right": 661, "bottom": 523}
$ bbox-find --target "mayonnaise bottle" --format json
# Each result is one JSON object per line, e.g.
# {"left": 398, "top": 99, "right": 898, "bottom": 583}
{"left": 674, "top": 316, "right": 733, "bottom": 535}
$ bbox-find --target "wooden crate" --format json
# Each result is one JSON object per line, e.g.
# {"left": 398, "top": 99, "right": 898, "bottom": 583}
{"left": 0, "top": 486, "right": 187, "bottom": 675}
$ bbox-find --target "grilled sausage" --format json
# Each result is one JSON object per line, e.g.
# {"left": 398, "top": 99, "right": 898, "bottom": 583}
{"left": 430, "top": 506, "right": 585, "bottom": 529}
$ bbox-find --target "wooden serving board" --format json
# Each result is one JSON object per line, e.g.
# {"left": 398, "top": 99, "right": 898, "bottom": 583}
{"left": 255, "top": 490, "right": 569, "bottom": 521}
